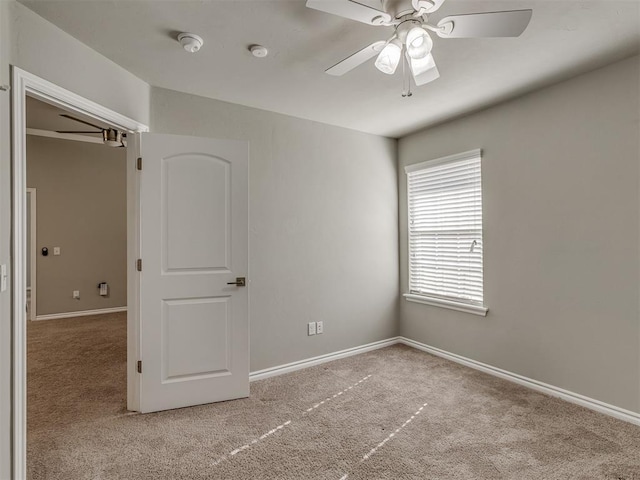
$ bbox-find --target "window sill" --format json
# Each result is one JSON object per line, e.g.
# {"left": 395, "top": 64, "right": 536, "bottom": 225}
{"left": 403, "top": 294, "right": 488, "bottom": 317}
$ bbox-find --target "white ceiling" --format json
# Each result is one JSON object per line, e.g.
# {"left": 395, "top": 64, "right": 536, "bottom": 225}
{"left": 20, "top": 0, "right": 640, "bottom": 138}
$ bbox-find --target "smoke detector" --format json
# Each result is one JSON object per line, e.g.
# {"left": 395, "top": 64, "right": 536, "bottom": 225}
{"left": 178, "top": 33, "right": 204, "bottom": 53}
{"left": 249, "top": 45, "right": 269, "bottom": 58}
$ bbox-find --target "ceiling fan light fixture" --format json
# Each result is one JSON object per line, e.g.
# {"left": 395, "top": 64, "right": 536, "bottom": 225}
{"left": 409, "top": 53, "right": 436, "bottom": 76}
{"left": 406, "top": 27, "right": 433, "bottom": 59}
{"left": 409, "top": 53, "right": 440, "bottom": 86}
{"left": 374, "top": 40, "right": 402, "bottom": 75}
{"left": 103, "top": 129, "right": 123, "bottom": 147}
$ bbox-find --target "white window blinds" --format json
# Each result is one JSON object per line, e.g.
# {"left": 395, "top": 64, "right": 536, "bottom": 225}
{"left": 405, "top": 149, "right": 484, "bottom": 307}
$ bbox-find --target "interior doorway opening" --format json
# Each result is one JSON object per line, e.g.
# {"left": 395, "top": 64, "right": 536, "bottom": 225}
{"left": 13, "top": 68, "right": 249, "bottom": 479}
{"left": 12, "top": 67, "right": 148, "bottom": 479}
{"left": 25, "top": 94, "right": 130, "bottom": 478}
{"left": 25, "top": 96, "right": 129, "bottom": 321}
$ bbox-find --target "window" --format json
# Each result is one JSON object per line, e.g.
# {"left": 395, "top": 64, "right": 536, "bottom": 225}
{"left": 404, "top": 149, "right": 487, "bottom": 316}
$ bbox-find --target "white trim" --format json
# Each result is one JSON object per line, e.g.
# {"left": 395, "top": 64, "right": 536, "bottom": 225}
{"left": 404, "top": 148, "right": 482, "bottom": 173}
{"left": 126, "top": 133, "right": 141, "bottom": 413}
{"left": 34, "top": 306, "right": 127, "bottom": 321}
{"left": 250, "top": 335, "right": 640, "bottom": 426}
{"left": 398, "top": 337, "right": 640, "bottom": 426}
{"left": 26, "top": 189, "right": 36, "bottom": 321}
{"left": 11, "top": 67, "right": 148, "bottom": 480}
{"left": 404, "top": 293, "right": 488, "bottom": 316}
{"left": 12, "top": 69, "right": 28, "bottom": 480}
{"left": 17, "top": 68, "right": 148, "bottom": 133}
{"left": 249, "top": 337, "right": 401, "bottom": 381}
{"left": 26, "top": 128, "right": 104, "bottom": 145}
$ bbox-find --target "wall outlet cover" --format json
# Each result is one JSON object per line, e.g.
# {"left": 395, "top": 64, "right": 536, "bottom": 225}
{"left": 316, "top": 321, "right": 324, "bottom": 334}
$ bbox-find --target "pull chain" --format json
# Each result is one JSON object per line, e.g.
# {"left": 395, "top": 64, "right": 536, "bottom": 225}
{"left": 401, "top": 50, "right": 412, "bottom": 98}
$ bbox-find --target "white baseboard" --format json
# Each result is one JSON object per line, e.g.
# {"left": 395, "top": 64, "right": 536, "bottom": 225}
{"left": 249, "top": 335, "right": 640, "bottom": 426}
{"left": 250, "top": 337, "right": 401, "bottom": 382}
{"left": 398, "top": 337, "right": 640, "bottom": 427}
{"left": 34, "top": 306, "right": 127, "bottom": 321}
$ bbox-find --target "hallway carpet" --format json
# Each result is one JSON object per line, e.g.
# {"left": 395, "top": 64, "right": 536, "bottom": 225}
{"left": 28, "top": 313, "right": 640, "bottom": 479}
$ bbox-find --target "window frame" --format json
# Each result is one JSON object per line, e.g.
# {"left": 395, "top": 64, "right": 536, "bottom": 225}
{"left": 403, "top": 149, "right": 488, "bottom": 317}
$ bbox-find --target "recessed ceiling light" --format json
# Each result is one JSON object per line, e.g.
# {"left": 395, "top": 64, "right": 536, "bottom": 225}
{"left": 249, "top": 45, "right": 269, "bottom": 58}
{"left": 178, "top": 33, "right": 204, "bottom": 53}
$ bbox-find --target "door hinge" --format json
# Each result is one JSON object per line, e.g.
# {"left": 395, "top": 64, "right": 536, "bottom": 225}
{"left": 137, "top": 157, "right": 142, "bottom": 170}
{"left": 137, "top": 360, "right": 142, "bottom": 374}
{"left": 136, "top": 259, "right": 142, "bottom": 272}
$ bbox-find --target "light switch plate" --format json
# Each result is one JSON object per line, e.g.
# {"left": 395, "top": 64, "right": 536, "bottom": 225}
{"left": 308, "top": 322, "right": 316, "bottom": 336}
{"left": 53, "top": 247, "right": 61, "bottom": 256}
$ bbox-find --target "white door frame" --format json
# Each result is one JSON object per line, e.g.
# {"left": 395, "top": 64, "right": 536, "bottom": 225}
{"left": 26, "top": 188, "right": 36, "bottom": 320}
{"left": 11, "top": 67, "right": 148, "bottom": 479}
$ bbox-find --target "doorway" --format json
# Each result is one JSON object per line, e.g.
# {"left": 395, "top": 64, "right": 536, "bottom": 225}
{"left": 25, "top": 97, "right": 129, "bottom": 321}
{"left": 11, "top": 67, "right": 148, "bottom": 478}
{"left": 12, "top": 68, "right": 250, "bottom": 479}
{"left": 26, "top": 96, "right": 129, "bottom": 477}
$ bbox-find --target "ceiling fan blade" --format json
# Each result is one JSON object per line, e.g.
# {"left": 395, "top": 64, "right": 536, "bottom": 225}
{"left": 326, "top": 40, "right": 386, "bottom": 76}
{"left": 412, "top": 0, "right": 447, "bottom": 14}
{"left": 436, "top": 10, "right": 532, "bottom": 38}
{"left": 59, "top": 113, "right": 104, "bottom": 131}
{"left": 306, "top": 0, "right": 392, "bottom": 25}
{"left": 56, "top": 130, "right": 102, "bottom": 134}
{"left": 407, "top": 53, "right": 440, "bottom": 86}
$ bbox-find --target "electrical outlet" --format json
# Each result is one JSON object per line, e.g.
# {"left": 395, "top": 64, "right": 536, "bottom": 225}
{"left": 73, "top": 290, "right": 80, "bottom": 299}
{"left": 53, "top": 247, "right": 61, "bottom": 256}
{"left": 308, "top": 322, "right": 316, "bottom": 336}
{"left": 316, "top": 321, "right": 324, "bottom": 334}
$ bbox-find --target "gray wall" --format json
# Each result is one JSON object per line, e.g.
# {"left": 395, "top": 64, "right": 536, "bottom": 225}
{"left": 0, "top": 2, "right": 12, "bottom": 477}
{"left": 398, "top": 55, "right": 640, "bottom": 414}
{"left": 27, "top": 135, "right": 127, "bottom": 316}
{"left": 8, "top": 1, "right": 150, "bottom": 124}
{"left": 151, "top": 87, "right": 399, "bottom": 372}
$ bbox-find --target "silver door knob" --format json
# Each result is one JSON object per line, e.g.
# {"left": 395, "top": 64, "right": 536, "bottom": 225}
{"left": 227, "top": 277, "right": 246, "bottom": 287}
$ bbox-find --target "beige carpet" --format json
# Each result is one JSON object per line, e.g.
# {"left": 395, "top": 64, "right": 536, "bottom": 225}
{"left": 28, "top": 313, "right": 640, "bottom": 479}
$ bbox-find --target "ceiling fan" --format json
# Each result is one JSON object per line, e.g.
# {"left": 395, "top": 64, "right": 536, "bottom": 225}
{"left": 307, "top": 0, "right": 533, "bottom": 95}
{"left": 56, "top": 114, "right": 126, "bottom": 147}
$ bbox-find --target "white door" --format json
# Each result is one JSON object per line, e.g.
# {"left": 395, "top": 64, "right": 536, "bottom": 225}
{"left": 138, "top": 133, "right": 249, "bottom": 413}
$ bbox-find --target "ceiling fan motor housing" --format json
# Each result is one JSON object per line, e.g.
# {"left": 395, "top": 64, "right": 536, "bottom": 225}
{"left": 383, "top": 0, "right": 418, "bottom": 18}
{"left": 103, "top": 129, "right": 123, "bottom": 147}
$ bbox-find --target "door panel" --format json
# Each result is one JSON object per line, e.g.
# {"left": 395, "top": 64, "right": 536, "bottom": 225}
{"left": 139, "top": 133, "right": 248, "bottom": 413}
{"left": 163, "top": 154, "right": 230, "bottom": 272}
{"left": 162, "top": 297, "right": 230, "bottom": 380}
